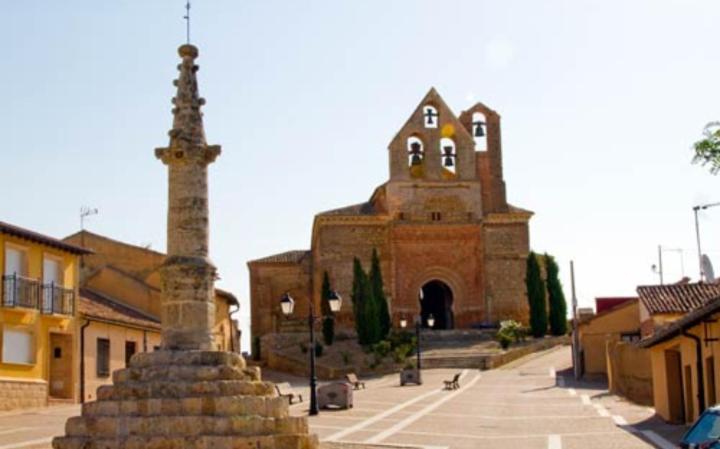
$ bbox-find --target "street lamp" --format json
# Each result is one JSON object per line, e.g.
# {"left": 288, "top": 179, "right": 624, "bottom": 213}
{"left": 280, "top": 290, "right": 342, "bottom": 416}
{"left": 400, "top": 311, "right": 434, "bottom": 384}
{"left": 693, "top": 202, "right": 720, "bottom": 281}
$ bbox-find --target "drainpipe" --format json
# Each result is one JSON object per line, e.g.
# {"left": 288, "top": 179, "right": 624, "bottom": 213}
{"left": 683, "top": 329, "right": 706, "bottom": 414}
{"left": 79, "top": 319, "right": 91, "bottom": 404}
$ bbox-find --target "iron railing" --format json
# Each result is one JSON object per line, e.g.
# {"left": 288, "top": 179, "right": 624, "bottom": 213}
{"left": 2, "top": 274, "right": 40, "bottom": 309}
{"left": 41, "top": 283, "right": 75, "bottom": 315}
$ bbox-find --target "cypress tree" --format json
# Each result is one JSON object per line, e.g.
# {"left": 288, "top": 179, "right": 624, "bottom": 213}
{"left": 369, "top": 248, "right": 391, "bottom": 339}
{"left": 545, "top": 254, "right": 568, "bottom": 336}
{"left": 352, "top": 258, "right": 368, "bottom": 344}
{"left": 362, "top": 271, "right": 382, "bottom": 345}
{"left": 526, "top": 251, "right": 548, "bottom": 338}
{"left": 320, "top": 271, "right": 335, "bottom": 345}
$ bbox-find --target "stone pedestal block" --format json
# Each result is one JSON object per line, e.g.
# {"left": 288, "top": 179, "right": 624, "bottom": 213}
{"left": 52, "top": 351, "right": 317, "bottom": 449}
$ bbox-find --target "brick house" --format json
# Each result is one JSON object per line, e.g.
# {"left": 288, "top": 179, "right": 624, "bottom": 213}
{"left": 249, "top": 89, "right": 532, "bottom": 342}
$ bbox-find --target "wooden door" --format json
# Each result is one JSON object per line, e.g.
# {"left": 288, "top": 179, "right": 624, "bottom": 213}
{"left": 665, "top": 350, "right": 685, "bottom": 424}
{"left": 49, "top": 333, "right": 73, "bottom": 399}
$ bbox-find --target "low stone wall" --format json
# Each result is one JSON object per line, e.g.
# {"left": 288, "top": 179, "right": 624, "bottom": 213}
{"left": 0, "top": 378, "right": 47, "bottom": 412}
{"left": 606, "top": 340, "right": 653, "bottom": 406}
{"left": 265, "top": 333, "right": 569, "bottom": 378}
{"left": 484, "top": 336, "right": 570, "bottom": 369}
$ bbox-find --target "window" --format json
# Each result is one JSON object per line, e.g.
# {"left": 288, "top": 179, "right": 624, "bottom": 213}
{"left": 97, "top": 338, "right": 110, "bottom": 377}
{"left": 125, "top": 341, "right": 137, "bottom": 366}
{"left": 431, "top": 212, "right": 442, "bottom": 221}
{"left": 439, "top": 137, "right": 456, "bottom": 175}
{"left": 472, "top": 112, "right": 487, "bottom": 151}
{"left": 620, "top": 332, "right": 640, "bottom": 343}
{"left": 422, "top": 105, "right": 438, "bottom": 128}
{"left": 54, "top": 347, "right": 62, "bottom": 359}
{"left": 4, "top": 246, "right": 28, "bottom": 277}
{"left": 2, "top": 328, "right": 34, "bottom": 364}
{"left": 407, "top": 136, "right": 425, "bottom": 169}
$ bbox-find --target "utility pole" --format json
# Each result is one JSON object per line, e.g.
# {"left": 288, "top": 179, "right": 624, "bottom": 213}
{"left": 570, "top": 260, "right": 581, "bottom": 380}
{"left": 693, "top": 201, "right": 720, "bottom": 281}
{"left": 657, "top": 245, "right": 664, "bottom": 285}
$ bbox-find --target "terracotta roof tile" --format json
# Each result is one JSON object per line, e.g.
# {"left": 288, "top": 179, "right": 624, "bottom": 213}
{"left": 638, "top": 295, "right": 720, "bottom": 348}
{"left": 637, "top": 283, "right": 720, "bottom": 314}
{"left": 0, "top": 221, "right": 91, "bottom": 255}
{"left": 79, "top": 288, "right": 160, "bottom": 330}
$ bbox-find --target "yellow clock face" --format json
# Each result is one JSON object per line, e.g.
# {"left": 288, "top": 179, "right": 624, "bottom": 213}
{"left": 441, "top": 124, "right": 455, "bottom": 138}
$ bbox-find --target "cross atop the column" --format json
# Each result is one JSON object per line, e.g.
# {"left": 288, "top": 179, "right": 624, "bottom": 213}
{"left": 183, "top": 1, "right": 191, "bottom": 44}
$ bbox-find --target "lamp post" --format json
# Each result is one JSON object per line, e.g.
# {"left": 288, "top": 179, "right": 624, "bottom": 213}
{"left": 400, "top": 312, "right": 434, "bottom": 384}
{"left": 693, "top": 202, "right": 720, "bottom": 281}
{"left": 280, "top": 290, "right": 342, "bottom": 416}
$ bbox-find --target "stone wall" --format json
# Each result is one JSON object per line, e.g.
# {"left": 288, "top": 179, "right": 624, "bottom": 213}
{"left": 606, "top": 340, "right": 653, "bottom": 406}
{"left": 0, "top": 378, "right": 47, "bottom": 411}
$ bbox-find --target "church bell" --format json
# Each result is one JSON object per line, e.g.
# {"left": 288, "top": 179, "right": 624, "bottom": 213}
{"left": 411, "top": 154, "right": 422, "bottom": 166}
{"left": 444, "top": 156, "right": 454, "bottom": 167}
{"left": 473, "top": 121, "right": 485, "bottom": 137}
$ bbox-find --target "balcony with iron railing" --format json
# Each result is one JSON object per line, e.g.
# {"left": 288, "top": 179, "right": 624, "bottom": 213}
{"left": 2, "top": 275, "right": 75, "bottom": 315}
{"left": 2, "top": 274, "right": 40, "bottom": 309}
{"left": 41, "top": 282, "right": 75, "bottom": 315}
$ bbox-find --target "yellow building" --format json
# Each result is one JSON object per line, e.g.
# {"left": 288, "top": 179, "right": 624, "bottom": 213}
{"left": 0, "top": 221, "right": 90, "bottom": 411}
{"left": 62, "top": 231, "right": 241, "bottom": 402}
{"left": 577, "top": 298, "right": 641, "bottom": 377}
{"left": 639, "top": 294, "right": 720, "bottom": 424}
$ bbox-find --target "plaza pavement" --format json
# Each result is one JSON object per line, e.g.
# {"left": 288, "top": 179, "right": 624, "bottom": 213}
{"left": 0, "top": 346, "right": 687, "bottom": 449}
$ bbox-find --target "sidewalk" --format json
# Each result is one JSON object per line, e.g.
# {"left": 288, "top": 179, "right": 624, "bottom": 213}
{"left": 556, "top": 366, "right": 688, "bottom": 449}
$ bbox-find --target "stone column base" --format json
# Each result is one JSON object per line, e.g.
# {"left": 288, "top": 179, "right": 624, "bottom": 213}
{"left": 52, "top": 351, "right": 317, "bottom": 449}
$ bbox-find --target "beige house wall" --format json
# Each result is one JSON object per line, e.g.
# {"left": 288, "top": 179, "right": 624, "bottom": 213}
{"left": 649, "top": 317, "right": 720, "bottom": 423}
{"left": 82, "top": 321, "right": 160, "bottom": 402}
{"left": 578, "top": 300, "right": 640, "bottom": 376}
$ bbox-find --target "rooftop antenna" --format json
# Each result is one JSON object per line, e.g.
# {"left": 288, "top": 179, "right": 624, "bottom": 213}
{"left": 183, "top": 1, "right": 191, "bottom": 44}
{"left": 80, "top": 207, "right": 99, "bottom": 231}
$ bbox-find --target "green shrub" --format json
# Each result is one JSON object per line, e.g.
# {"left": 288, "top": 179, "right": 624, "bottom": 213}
{"left": 372, "top": 340, "right": 392, "bottom": 358}
{"left": 392, "top": 344, "right": 414, "bottom": 363}
{"left": 545, "top": 254, "right": 568, "bottom": 336}
{"left": 496, "top": 320, "right": 525, "bottom": 349}
{"left": 321, "top": 271, "right": 335, "bottom": 345}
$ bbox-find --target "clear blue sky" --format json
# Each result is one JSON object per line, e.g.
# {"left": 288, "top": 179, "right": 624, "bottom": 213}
{"left": 2, "top": 1, "right": 719, "bottom": 349}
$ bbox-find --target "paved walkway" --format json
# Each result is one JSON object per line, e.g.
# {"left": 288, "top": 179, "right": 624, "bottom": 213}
{"left": 0, "top": 346, "right": 688, "bottom": 449}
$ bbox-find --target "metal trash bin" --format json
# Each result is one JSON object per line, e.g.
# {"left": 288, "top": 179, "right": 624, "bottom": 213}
{"left": 318, "top": 382, "right": 353, "bottom": 409}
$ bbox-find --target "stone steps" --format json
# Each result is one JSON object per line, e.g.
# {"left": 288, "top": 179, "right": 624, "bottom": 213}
{"left": 97, "top": 379, "right": 276, "bottom": 401}
{"left": 129, "top": 351, "right": 246, "bottom": 369}
{"left": 65, "top": 415, "right": 307, "bottom": 438}
{"left": 82, "top": 395, "right": 289, "bottom": 418}
{"left": 53, "top": 433, "right": 317, "bottom": 449}
{"left": 112, "top": 364, "right": 259, "bottom": 384}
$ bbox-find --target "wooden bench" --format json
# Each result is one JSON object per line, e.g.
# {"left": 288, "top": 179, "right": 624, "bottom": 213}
{"left": 443, "top": 373, "right": 461, "bottom": 390}
{"left": 275, "top": 382, "right": 303, "bottom": 404}
{"left": 345, "top": 373, "right": 366, "bottom": 390}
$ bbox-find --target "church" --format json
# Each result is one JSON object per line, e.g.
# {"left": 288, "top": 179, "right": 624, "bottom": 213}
{"left": 249, "top": 88, "right": 533, "bottom": 341}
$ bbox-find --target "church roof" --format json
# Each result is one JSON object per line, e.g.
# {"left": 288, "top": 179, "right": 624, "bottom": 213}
{"left": 317, "top": 202, "right": 377, "bottom": 217}
{"left": 508, "top": 204, "right": 534, "bottom": 215}
{"left": 249, "top": 250, "right": 311, "bottom": 265}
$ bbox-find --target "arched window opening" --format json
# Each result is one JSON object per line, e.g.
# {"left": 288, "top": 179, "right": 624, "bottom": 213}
{"left": 423, "top": 105, "right": 438, "bottom": 128}
{"left": 472, "top": 112, "right": 487, "bottom": 151}
{"left": 407, "top": 136, "right": 425, "bottom": 178}
{"left": 440, "top": 137, "right": 456, "bottom": 176}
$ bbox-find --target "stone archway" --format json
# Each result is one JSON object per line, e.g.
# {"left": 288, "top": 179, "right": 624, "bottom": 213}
{"left": 420, "top": 280, "right": 454, "bottom": 329}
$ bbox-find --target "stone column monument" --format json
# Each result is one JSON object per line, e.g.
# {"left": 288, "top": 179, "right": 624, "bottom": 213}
{"left": 52, "top": 45, "right": 317, "bottom": 449}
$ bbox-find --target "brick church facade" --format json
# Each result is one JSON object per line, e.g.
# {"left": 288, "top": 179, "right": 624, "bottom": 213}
{"left": 249, "top": 88, "right": 532, "bottom": 340}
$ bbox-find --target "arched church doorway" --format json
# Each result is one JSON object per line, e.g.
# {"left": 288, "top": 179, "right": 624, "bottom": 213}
{"left": 420, "top": 280, "right": 454, "bottom": 329}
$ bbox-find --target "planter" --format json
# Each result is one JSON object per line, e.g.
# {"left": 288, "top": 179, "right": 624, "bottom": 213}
{"left": 400, "top": 368, "right": 421, "bottom": 386}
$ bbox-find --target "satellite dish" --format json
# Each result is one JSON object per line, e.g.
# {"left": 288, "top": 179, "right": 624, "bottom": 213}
{"left": 702, "top": 254, "right": 716, "bottom": 283}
